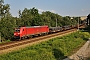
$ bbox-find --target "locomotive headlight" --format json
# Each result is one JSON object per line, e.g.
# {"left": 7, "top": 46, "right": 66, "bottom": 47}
{"left": 14, "top": 32, "right": 20, "bottom": 37}
{"left": 18, "top": 33, "right": 20, "bottom": 34}
{"left": 14, "top": 33, "right": 16, "bottom": 35}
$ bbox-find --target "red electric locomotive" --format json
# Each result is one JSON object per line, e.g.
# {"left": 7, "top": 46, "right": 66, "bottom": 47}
{"left": 14, "top": 26, "right": 49, "bottom": 39}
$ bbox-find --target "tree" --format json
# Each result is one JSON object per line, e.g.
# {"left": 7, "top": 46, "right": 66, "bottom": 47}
{"left": 18, "top": 9, "right": 22, "bottom": 18}
{"left": 30, "top": 7, "right": 39, "bottom": 16}
{"left": 0, "top": 0, "right": 10, "bottom": 17}
{"left": 87, "top": 14, "right": 90, "bottom": 26}
{"left": 87, "top": 14, "right": 90, "bottom": 20}
{"left": 0, "top": 0, "right": 16, "bottom": 41}
{"left": 17, "top": 7, "right": 40, "bottom": 26}
{"left": 0, "top": 0, "right": 4, "bottom": 17}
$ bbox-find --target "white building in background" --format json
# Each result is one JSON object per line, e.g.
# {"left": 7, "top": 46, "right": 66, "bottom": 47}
{"left": 80, "top": 16, "right": 87, "bottom": 20}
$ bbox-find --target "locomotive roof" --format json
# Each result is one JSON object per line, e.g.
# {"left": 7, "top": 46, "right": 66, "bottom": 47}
{"left": 25, "top": 26, "right": 48, "bottom": 28}
{"left": 15, "top": 26, "right": 48, "bottom": 29}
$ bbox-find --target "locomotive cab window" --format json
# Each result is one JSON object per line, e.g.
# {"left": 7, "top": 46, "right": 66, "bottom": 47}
{"left": 15, "top": 29, "right": 20, "bottom": 32}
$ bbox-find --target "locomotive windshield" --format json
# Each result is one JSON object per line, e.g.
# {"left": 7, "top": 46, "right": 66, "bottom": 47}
{"left": 15, "top": 29, "right": 20, "bottom": 32}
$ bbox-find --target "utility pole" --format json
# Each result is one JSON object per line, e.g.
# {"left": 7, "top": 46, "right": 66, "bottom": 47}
{"left": 0, "top": 16, "right": 1, "bottom": 42}
{"left": 78, "top": 17, "right": 79, "bottom": 31}
{"left": 0, "top": 17, "right": 1, "bottom": 42}
{"left": 0, "top": 32, "right": 1, "bottom": 42}
{"left": 88, "top": 19, "right": 89, "bottom": 25}
{"left": 0, "top": 7, "right": 1, "bottom": 42}
{"left": 56, "top": 18, "right": 57, "bottom": 27}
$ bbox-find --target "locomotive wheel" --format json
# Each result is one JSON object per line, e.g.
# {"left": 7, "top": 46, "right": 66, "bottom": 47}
{"left": 29, "top": 35, "right": 33, "bottom": 38}
{"left": 21, "top": 37, "right": 25, "bottom": 40}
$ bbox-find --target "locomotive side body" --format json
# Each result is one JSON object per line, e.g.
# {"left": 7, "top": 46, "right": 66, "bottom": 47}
{"left": 26, "top": 26, "right": 49, "bottom": 36}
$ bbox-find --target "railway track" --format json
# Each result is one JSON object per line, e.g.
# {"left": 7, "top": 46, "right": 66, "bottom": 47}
{"left": 0, "top": 28, "right": 77, "bottom": 51}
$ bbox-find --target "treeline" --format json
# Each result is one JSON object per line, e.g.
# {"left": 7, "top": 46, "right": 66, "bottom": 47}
{"left": 17, "top": 7, "right": 80, "bottom": 27}
{"left": 0, "top": 0, "right": 81, "bottom": 41}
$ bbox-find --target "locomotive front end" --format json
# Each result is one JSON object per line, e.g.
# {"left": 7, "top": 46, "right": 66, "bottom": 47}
{"left": 14, "top": 28, "right": 20, "bottom": 39}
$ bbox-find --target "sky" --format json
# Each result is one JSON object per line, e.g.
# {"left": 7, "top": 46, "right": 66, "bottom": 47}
{"left": 4, "top": 0, "right": 90, "bottom": 17}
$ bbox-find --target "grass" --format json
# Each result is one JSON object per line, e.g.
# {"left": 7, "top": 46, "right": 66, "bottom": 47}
{"left": 0, "top": 30, "right": 90, "bottom": 60}
{"left": 0, "top": 39, "right": 11, "bottom": 44}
